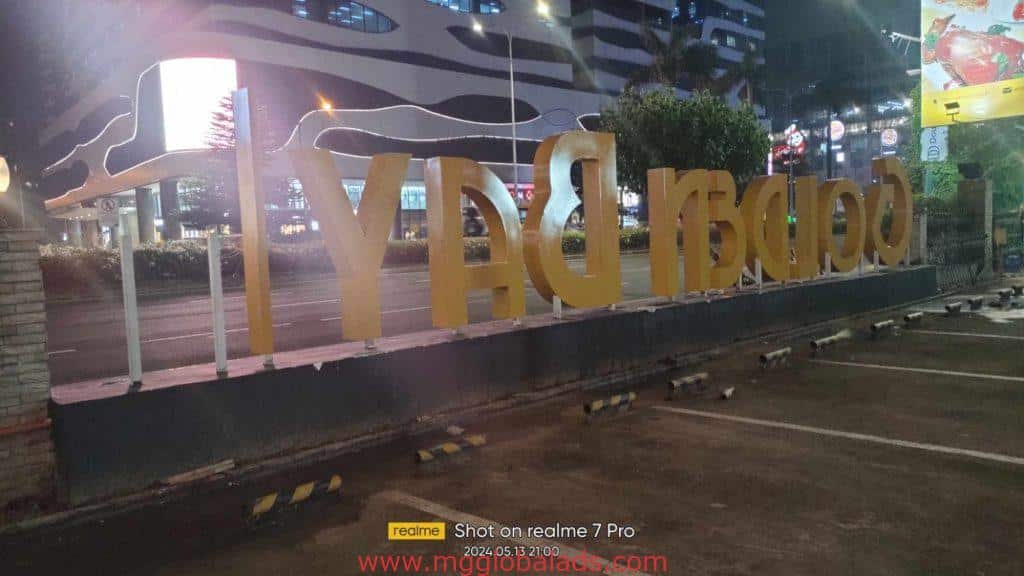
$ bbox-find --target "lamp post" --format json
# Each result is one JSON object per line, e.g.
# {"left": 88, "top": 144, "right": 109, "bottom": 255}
{"left": 472, "top": 1, "right": 551, "bottom": 201}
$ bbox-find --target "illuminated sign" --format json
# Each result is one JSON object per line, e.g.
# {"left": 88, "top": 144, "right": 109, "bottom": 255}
{"left": 881, "top": 128, "right": 899, "bottom": 147}
{"left": 159, "top": 58, "right": 238, "bottom": 151}
{"left": 43, "top": 90, "right": 914, "bottom": 354}
{"left": 0, "top": 156, "right": 8, "bottom": 194}
{"left": 922, "top": 0, "right": 1024, "bottom": 126}
{"left": 830, "top": 120, "right": 846, "bottom": 142}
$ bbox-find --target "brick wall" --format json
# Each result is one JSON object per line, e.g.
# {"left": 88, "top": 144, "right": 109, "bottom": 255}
{"left": 0, "top": 229, "right": 55, "bottom": 511}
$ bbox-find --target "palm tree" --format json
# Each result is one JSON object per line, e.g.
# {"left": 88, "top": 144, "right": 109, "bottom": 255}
{"left": 629, "top": 24, "right": 720, "bottom": 94}
{"left": 797, "top": 76, "right": 867, "bottom": 179}
{"left": 718, "top": 51, "right": 764, "bottom": 106}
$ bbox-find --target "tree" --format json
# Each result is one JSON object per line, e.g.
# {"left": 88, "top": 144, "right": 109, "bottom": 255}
{"left": 600, "top": 87, "right": 771, "bottom": 200}
{"left": 629, "top": 25, "right": 721, "bottom": 94}
{"left": 796, "top": 76, "right": 868, "bottom": 179}
{"left": 718, "top": 51, "right": 764, "bottom": 106}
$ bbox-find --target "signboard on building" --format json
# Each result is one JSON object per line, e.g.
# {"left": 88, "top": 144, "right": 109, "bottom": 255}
{"left": 0, "top": 156, "right": 8, "bottom": 194}
{"left": 921, "top": 0, "right": 1024, "bottom": 126}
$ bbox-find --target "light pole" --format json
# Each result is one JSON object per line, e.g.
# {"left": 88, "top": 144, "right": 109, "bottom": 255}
{"left": 472, "top": 1, "right": 551, "bottom": 201}
{"left": 473, "top": 22, "right": 519, "bottom": 198}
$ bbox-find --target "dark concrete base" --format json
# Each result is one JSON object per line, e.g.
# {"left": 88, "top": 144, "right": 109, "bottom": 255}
{"left": 51, "top": 267, "right": 937, "bottom": 504}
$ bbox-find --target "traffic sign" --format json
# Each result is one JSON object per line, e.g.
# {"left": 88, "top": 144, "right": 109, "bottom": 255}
{"left": 98, "top": 197, "right": 120, "bottom": 227}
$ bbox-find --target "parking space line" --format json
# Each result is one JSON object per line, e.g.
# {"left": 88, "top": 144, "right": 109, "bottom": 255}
{"left": 911, "top": 330, "right": 1024, "bottom": 342}
{"left": 46, "top": 349, "right": 77, "bottom": 356}
{"left": 653, "top": 406, "right": 1024, "bottom": 467}
{"left": 380, "top": 490, "right": 652, "bottom": 576}
{"left": 810, "top": 359, "right": 1024, "bottom": 383}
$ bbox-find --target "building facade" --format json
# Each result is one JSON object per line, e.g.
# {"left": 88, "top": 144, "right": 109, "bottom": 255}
{"left": 764, "top": 0, "right": 918, "bottom": 185}
{"left": 37, "top": 0, "right": 764, "bottom": 243}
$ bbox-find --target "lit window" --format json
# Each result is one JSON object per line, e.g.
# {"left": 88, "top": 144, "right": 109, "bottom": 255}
{"left": 324, "top": 1, "right": 397, "bottom": 32}
{"left": 292, "top": 0, "right": 309, "bottom": 18}
{"left": 424, "top": 0, "right": 505, "bottom": 14}
{"left": 726, "top": 35, "right": 737, "bottom": 48}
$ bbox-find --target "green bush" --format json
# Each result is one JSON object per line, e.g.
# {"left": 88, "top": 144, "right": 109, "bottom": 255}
{"left": 40, "top": 228, "right": 653, "bottom": 294}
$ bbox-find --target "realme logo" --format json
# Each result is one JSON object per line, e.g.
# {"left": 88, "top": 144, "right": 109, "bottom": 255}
{"left": 388, "top": 522, "right": 446, "bottom": 541}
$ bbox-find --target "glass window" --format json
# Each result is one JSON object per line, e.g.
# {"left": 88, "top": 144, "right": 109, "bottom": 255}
{"left": 424, "top": 0, "right": 505, "bottom": 14}
{"left": 323, "top": 2, "right": 397, "bottom": 32}
{"left": 292, "top": 0, "right": 309, "bottom": 19}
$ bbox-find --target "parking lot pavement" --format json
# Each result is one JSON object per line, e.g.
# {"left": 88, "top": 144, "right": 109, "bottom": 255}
{"left": 6, "top": 282, "right": 1024, "bottom": 575}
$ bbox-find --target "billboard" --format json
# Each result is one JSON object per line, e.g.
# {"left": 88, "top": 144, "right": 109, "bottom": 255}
{"left": 159, "top": 58, "right": 238, "bottom": 151}
{"left": 921, "top": 0, "right": 1024, "bottom": 127}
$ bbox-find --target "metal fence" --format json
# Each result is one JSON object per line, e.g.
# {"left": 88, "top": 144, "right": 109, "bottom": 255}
{"left": 922, "top": 206, "right": 990, "bottom": 291}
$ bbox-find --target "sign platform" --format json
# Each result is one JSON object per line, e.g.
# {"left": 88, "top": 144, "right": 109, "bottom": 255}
{"left": 52, "top": 267, "right": 938, "bottom": 504}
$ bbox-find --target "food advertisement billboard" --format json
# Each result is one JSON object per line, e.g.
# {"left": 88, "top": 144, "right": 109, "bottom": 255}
{"left": 922, "top": 0, "right": 1024, "bottom": 126}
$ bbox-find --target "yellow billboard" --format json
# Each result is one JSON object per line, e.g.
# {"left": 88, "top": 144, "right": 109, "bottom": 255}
{"left": 921, "top": 0, "right": 1024, "bottom": 127}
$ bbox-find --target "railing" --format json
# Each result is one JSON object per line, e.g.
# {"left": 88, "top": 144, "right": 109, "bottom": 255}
{"left": 922, "top": 206, "right": 990, "bottom": 291}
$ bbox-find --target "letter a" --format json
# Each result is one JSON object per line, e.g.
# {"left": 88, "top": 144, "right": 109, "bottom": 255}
{"left": 425, "top": 157, "right": 525, "bottom": 328}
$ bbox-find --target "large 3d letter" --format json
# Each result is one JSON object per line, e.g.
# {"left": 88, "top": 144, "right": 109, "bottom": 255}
{"left": 865, "top": 157, "right": 913, "bottom": 265}
{"left": 818, "top": 179, "right": 866, "bottom": 273}
{"left": 740, "top": 175, "right": 789, "bottom": 282}
{"left": 708, "top": 171, "right": 747, "bottom": 289}
{"left": 525, "top": 132, "right": 620, "bottom": 307}
{"left": 290, "top": 149, "right": 410, "bottom": 341}
{"left": 648, "top": 169, "right": 710, "bottom": 296}
{"left": 425, "top": 157, "right": 525, "bottom": 328}
{"left": 790, "top": 176, "right": 820, "bottom": 279}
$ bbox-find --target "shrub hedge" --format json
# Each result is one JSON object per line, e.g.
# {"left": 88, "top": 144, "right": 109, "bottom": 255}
{"left": 40, "top": 229, "right": 653, "bottom": 294}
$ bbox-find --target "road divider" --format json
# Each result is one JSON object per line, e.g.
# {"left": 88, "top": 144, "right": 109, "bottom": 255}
{"left": 416, "top": 434, "right": 487, "bottom": 464}
{"left": 250, "top": 474, "right": 342, "bottom": 521}
{"left": 967, "top": 296, "right": 984, "bottom": 311}
{"left": 945, "top": 302, "right": 962, "bottom": 316}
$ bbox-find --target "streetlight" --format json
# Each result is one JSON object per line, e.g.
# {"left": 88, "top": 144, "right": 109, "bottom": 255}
{"left": 472, "top": 2, "right": 552, "bottom": 200}
{"left": 473, "top": 21, "right": 520, "bottom": 201}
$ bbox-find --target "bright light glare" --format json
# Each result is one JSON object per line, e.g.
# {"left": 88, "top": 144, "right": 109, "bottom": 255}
{"left": 536, "top": 1, "right": 550, "bottom": 18}
{"left": 320, "top": 99, "right": 334, "bottom": 110}
{"left": 160, "top": 58, "right": 238, "bottom": 151}
{"left": 0, "top": 156, "right": 8, "bottom": 194}
{"left": 472, "top": 20, "right": 483, "bottom": 34}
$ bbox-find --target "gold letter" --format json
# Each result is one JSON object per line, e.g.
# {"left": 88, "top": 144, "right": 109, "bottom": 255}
{"left": 425, "top": 157, "right": 525, "bottom": 328}
{"left": 708, "top": 170, "right": 747, "bottom": 289}
{"left": 740, "top": 175, "right": 789, "bottom": 282}
{"left": 818, "top": 179, "right": 866, "bottom": 273}
{"left": 290, "top": 149, "right": 410, "bottom": 341}
{"left": 865, "top": 157, "right": 913, "bottom": 266}
{"left": 790, "top": 176, "right": 820, "bottom": 279}
{"left": 525, "top": 132, "right": 620, "bottom": 307}
{"left": 648, "top": 169, "right": 710, "bottom": 296}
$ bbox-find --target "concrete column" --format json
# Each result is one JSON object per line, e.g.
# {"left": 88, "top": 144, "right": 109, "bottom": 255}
{"left": 135, "top": 188, "right": 156, "bottom": 244}
{"left": 0, "top": 229, "right": 56, "bottom": 509}
{"left": 68, "top": 220, "right": 83, "bottom": 246}
{"left": 158, "top": 179, "right": 182, "bottom": 241}
{"left": 82, "top": 220, "right": 99, "bottom": 247}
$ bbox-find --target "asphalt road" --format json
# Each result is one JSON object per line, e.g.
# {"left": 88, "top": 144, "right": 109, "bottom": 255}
{"left": 45, "top": 253, "right": 660, "bottom": 386}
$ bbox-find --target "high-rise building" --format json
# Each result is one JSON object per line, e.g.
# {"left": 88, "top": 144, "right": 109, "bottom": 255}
{"left": 36, "top": 0, "right": 766, "bottom": 242}
{"left": 764, "top": 0, "right": 918, "bottom": 184}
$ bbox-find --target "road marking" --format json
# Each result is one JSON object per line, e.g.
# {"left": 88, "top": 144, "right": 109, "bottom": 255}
{"left": 47, "top": 349, "right": 77, "bottom": 356}
{"left": 272, "top": 298, "right": 340, "bottom": 309}
{"left": 141, "top": 323, "right": 292, "bottom": 344}
{"left": 911, "top": 329, "right": 1024, "bottom": 342}
{"left": 380, "top": 490, "right": 652, "bottom": 576}
{"left": 810, "top": 359, "right": 1024, "bottom": 383}
{"left": 653, "top": 406, "right": 1024, "bottom": 467}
